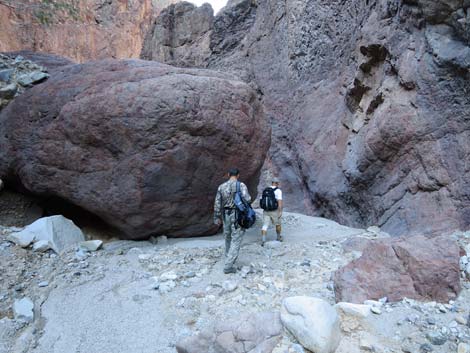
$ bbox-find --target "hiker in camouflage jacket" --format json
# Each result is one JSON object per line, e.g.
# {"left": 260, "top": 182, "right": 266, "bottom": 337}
{"left": 214, "top": 168, "right": 251, "bottom": 274}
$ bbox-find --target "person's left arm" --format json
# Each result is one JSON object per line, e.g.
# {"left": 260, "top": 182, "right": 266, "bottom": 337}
{"left": 241, "top": 183, "right": 251, "bottom": 203}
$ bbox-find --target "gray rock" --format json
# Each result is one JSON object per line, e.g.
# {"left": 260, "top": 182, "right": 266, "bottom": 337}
{"left": 222, "top": 280, "right": 238, "bottom": 293}
{"left": 458, "top": 343, "right": 470, "bottom": 353}
{"left": 13, "top": 298, "right": 34, "bottom": 322}
{"left": 420, "top": 343, "right": 433, "bottom": 352}
{"left": 426, "top": 331, "right": 447, "bottom": 345}
{"left": 0, "top": 83, "right": 17, "bottom": 99}
{"left": 32, "top": 240, "right": 51, "bottom": 252}
{"left": 7, "top": 230, "right": 35, "bottom": 248}
{"left": 79, "top": 240, "right": 103, "bottom": 252}
{"left": 29, "top": 71, "right": 49, "bottom": 83}
{"left": 38, "top": 281, "right": 49, "bottom": 287}
{"left": 265, "top": 241, "right": 282, "bottom": 249}
{"left": 11, "top": 216, "right": 85, "bottom": 253}
{"left": 281, "top": 296, "right": 341, "bottom": 353}
{"left": 16, "top": 74, "right": 33, "bottom": 87}
{"left": 176, "top": 311, "right": 282, "bottom": 353}
{"left": 0, "top": 69, "right": 14, "bottom": 83}
{"left": 335, "top": 302, "right": 371, "bottom": 318}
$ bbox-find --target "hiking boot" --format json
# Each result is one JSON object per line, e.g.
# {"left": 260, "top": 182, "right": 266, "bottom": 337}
{"left": 223, "top": 267, "right": 236, "bottom": 274}
{"left": 277, "top": 234, "right": 283, "bottom": 242}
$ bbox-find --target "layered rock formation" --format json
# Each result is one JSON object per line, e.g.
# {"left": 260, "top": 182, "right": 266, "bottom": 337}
{"left": 0, "top": 58, "right": 269, "bottom": 239}
{"left": 141, "top": 0, "right": 470, "bottom": 236}
{"left": 0, "top": 0, "right": 177, "bottom": 62}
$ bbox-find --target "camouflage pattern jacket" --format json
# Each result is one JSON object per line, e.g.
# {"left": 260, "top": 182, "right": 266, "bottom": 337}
{"left": 214, "top": 179, "right": 251, "bottom": 222}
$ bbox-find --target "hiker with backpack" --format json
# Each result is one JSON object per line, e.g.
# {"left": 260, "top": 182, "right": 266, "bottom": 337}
{"left": 260, "top": 177, "right": 283, "bottom": 246}
{"left": 214, "top": 168, "right": 253, "bottom": 274}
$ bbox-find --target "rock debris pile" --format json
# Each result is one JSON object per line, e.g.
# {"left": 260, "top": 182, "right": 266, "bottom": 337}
{"left": 0, "top": 54, "right": 49, "bottom": 110}
{"left": 1, "top": 214, "right": 470, "bottom": 353}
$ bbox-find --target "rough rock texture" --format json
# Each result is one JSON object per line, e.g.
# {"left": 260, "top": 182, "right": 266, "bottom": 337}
{"left": 0, "top": 59, "right": 269, "bottom": 239}
{"left": 334, "top": 235, "right": 461, "bottom": 303}
{"left": 8, "top": 215, "right": 85, "bottom": 253}
{"left": 280, "top": 296, "right": 341, "bottom": 353}
{"left": 141, "top": 0, "right": 470, "bottom": 236}
{"left": 176, "top": 311, "right": 282, "bottom": 353}
{"left": 2, "top": 51, "right": 74, "bottom": 71}
{"left": 0, "top": 0, "right": 177, "bottom": 62}
{"left": 0, "top": 53, "right": 51, "bottom": 110}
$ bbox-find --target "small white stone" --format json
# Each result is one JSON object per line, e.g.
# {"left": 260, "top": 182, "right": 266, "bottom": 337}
{"left": 33, "top": 240, "right": 51, "bottom": 252}
{"left": 7, "top": 231, "right": 35, "bottom": 248}
{"left": 371, "top": 306, "right": 382, "bottom": 315}
{"left": 38, "top": 281, "right": 49, "bottom": 287}
{"left": 335, "top": 302, "right": 371, "bottom": 318}
{"left": 222, "top": 280, "right": 238, "bottom": 293}
{"left": 159, "top": 271, "right": 178, "bottom": 282}
{"left": 79, "top": 240, "right": 103, "bottom": 252}
{"left": 458, "top": 343, "right": 470, "bottom": 353}
{"left": 13, "top": 298, "right": 34, "bottom": 322}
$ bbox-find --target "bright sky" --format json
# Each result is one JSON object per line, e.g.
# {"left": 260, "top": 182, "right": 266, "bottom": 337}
{"left": 189, "top": 0, "right": 228, "bottom": 14}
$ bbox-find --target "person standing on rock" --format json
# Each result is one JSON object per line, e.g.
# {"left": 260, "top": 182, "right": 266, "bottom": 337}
{"left": 214, "top": 168, "right": 251, "bottom": 274}
{"left": 260, "top": 177, "right": 283, "bottom": 245}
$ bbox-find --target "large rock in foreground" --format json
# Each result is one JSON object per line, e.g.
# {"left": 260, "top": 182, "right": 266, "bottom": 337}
{"left": 334, "top": 235, "right": 461, "bottom": 303}
{"left": 0, "top": 59, "right": 269, "bottom": 239}
{"left": 280, "top": 296, "right": 341, "bottom": 353}
{"left": 176, "top": 311, "right": 282, "bottom": 353}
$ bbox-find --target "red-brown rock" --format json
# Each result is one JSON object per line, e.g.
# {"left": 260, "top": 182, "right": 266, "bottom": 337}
{"left": 0, "top": 59, "right": 269, "bottom": 239}
{"left": 0, "top": 0, "right": 176, "bottom": 62}
{"left": 334, "top": 235, "right": 461, "bottom": 303}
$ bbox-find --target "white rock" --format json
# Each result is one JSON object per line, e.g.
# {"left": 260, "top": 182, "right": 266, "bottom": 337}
{"left": 13, "top": 298, "right": 34, "bottom": 322}
{"left": 265, "top": 240, "right": 282, "bottom": 249}
{"left": 9, "top": 216, "right": 85, "bottom": 253}
{"left": 335, "top": 302, "right": 371, "bottom": 318}
{"left": 222, "top": 280, "right": 238, "bottom": 293}
{"left": 458, "top": 343, "right": 470, "bottom": 353}
{"left": 79, "top": 240, "right": 103, "bottom": 252}
{"left": 371, "top": 307, "right": 382, "bottom": 315}
{"left": 159, "top": 280, "right": 176, "bottom": 293}
{"left": 32, "top": 240, "right": 50, "bottom": 252}
{"left": 160, "top": 271, "right": 178, "bottom": 282}
{"left": 7, "top": 231, "right": 35, "bottom": 248}
{"left": 281, "top": 296, "right": 341, "bottom": 353}
{"left": 38, "top": 281, "right": 49, "bottom": 287}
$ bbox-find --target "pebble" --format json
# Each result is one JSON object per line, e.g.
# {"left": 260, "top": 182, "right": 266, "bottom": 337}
{"left": 437, "top": 304, "right": 447, "bottom": 313}
{"left": 458, "top": 343, "right": 470, "bottom": 353}
{"left": 222, "top": 280, "right": 238, "bottom": 293}
{"left": 426, "top": 331, "right": 447, "bottom": 345}
{"left": 38, "top": 281, "right": 49, "bottom": 287}
{"left": 13, "top": 298, "right": 34, "bottom": 322}
{"left": 371, "top": 306, "right": 382, "bottom": 315}
{"left": 419, "top": 343, "right": 433, "bottom": 352}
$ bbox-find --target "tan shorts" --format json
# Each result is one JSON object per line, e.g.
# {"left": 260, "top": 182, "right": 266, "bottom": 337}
{"left": 262, "top": 210, "right": 281, "bottom": 231}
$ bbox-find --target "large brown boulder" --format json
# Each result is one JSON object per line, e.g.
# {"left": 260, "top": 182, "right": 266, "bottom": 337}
{"left": 0, "top": 59, "right": 270, "bottom": 239}
{"left": 334, "top": 235, "right": 461, "bottom": 303}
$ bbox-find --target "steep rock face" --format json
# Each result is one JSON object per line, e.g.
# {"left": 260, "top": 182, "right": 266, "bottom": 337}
{"left": 0, "top": 59, "right": 269, "bottom": 239}
{"left": 0, "top": 0, "right": 176, "bottom": 62}
{"left": 141, "top": 0, "right": 470, "bottom": 236}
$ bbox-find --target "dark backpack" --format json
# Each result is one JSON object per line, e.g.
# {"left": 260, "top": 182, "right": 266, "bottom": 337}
{"left": 260, "top": 187, "right": 278, "bottom": 211}
{"left": 234, "top": 182, "right": 256, "bottom": 229}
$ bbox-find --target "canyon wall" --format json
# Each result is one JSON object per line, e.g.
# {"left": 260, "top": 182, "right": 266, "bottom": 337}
{"left": 0, "top": 0, "right": 176, "bottom": 62}
{"left": 142, "top": 0, "right": 470, "bottom": 236}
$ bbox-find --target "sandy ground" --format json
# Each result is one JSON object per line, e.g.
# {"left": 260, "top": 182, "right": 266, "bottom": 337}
{"left": 1, "top": 211, "right": 469, "bottom": 353}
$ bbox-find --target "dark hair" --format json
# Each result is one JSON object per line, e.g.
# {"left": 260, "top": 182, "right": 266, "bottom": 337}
{"left": 228, "top": 168, "right": 240, "bottom": 176}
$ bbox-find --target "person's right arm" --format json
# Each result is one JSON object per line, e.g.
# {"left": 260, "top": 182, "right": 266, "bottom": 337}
{"left": 214, "top": 187, "right": 223, "bottom": 225}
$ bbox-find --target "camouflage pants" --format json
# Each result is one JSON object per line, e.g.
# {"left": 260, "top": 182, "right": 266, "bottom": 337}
{"left": 223, "top": 210, "right": 244, "bottom": 271}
